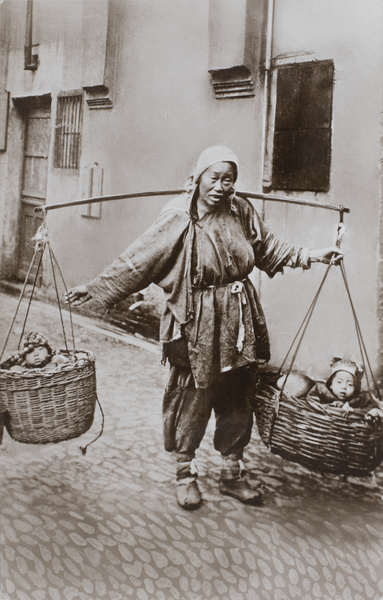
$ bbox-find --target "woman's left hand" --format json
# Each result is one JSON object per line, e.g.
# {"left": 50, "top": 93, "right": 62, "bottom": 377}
{"left": 64, "top": 284, "right": 93, "bottom": 306}
{"left": 309, "top": 247, "right": 343, "bottom": 265}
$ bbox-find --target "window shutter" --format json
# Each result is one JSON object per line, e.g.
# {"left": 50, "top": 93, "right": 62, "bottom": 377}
{"left": 272, "top": 61, "right": 334, "bottom": 192}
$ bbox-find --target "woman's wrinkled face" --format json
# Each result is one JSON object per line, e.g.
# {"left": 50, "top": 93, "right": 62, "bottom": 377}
{"left": 197, "top": 162, "right": 235, "bottom": 214}
{"left": 330, "top": 370, "right": 355, "bottom": 401}
{"left": 25, "top": 345, "right": 49, "bottom": 367}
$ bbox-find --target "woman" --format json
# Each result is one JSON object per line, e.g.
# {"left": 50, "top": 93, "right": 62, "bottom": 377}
{"left": 65, "top": 146, "right": 342, "bottom": 510}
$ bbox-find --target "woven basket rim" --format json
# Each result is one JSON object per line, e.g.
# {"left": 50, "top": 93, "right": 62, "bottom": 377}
{"left": 0, "top": 348, "right": 95, "bottom": 379}
{"left": 259, "top": 383, "right": 380, "bottom": 423}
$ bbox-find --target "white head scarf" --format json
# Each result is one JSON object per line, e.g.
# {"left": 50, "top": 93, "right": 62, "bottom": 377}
{"left": 185, "top": 146, "right": 239, "bottom": 193}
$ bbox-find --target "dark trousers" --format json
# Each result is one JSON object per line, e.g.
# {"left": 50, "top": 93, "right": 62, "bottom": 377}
{"left": 162, "top": 364, "right": 256, "bottom": 476}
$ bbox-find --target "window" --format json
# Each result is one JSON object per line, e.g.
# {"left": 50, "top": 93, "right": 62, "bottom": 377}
{"left": 271, "top": 60, "right": 334, "bottom": 192}
{"left": 208, "top": 0, "right": 266, "bottom": 99}
{"left": 54, "top": 94, "right": 83, "bottom": 169}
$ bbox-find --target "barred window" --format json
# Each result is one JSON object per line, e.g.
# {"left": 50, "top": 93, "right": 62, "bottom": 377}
{"left": 271, "top": 61, "right": 334, "bottom": 192}
{"left": 54, "top": 94, "right": 82, "bottom": 169}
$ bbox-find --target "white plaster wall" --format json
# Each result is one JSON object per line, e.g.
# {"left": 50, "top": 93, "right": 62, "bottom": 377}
{"left": 48, "top": 0, "right": 265, "bottom": 284}
{"left": 6, "top": 0, "right": 109, "bottom": 96}
{"left": 259, "top": 0, "right": 383, "bottom": 377}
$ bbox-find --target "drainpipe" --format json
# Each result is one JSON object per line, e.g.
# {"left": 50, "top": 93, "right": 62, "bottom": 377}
{"left": 260, "top": 0, "right": 275, "bottom": 205}
{"left": 24, "top": 0, "right": 38, "bottom": 71}
{"left": 257, "top": 0, "right": 275, "bottom": 296}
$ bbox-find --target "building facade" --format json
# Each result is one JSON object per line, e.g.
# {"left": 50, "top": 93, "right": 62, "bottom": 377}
{"left": 0, "top": 0, "right": 382, "bottom": 381}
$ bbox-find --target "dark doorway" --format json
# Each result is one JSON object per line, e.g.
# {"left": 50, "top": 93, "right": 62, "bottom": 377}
{"left": 17, "top": 98, "right": 51, "bottom": 284}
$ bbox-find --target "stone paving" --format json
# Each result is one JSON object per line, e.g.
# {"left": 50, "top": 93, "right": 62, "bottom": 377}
{"left": 0, "top": 291, "right": 383, "bottom": 600}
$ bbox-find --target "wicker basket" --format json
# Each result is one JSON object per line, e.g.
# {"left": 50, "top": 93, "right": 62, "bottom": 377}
{"left": 251, "top": 376, "right": 383, "bottom": 477}
{"left": 0, "top": 350, "right": 97, "bottom": 444}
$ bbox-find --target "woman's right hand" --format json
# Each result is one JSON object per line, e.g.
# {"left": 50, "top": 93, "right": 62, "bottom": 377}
{"left": 65, "top": 285, "right": 93, "bottom": 306}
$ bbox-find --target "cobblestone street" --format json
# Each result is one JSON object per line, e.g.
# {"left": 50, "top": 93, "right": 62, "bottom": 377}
{"left": 0, "top": 291, "right": 382, "bottom": 600}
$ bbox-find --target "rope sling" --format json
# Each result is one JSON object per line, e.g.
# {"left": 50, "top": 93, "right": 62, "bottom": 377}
{"left": 252, "top": 215, "right": 383, "bottom": 476}
{"left": 0, "top": 213, "right": 104, "bottom": 453}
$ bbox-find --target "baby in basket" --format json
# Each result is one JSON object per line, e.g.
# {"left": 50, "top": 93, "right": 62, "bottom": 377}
{"left": 277, "top": 357, "right": 383, "bottom": 418}
{"left": 8, "top": 331, "right": 71, "bottom": 372}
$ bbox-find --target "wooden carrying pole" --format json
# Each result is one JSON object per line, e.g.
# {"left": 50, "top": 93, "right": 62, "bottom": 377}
{"left": 34, "top": 190, "right": 350, "bottom": 215}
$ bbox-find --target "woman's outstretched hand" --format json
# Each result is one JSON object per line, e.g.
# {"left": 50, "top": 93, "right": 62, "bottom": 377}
{"left": 65, "top": 285, "right": 93, "bottom": 306}
{"left": 309, "top": 247, "right": 343, "bottom": 265}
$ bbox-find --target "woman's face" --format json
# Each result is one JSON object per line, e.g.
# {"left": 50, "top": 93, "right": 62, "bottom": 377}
{"left": 197, "top": 162, "right": 235, "bottom": 214}
{"left": 330, "top": 370, "right": 355, "bottom": 401}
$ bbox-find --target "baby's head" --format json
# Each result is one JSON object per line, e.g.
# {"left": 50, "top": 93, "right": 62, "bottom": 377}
{"left": 21, "top": 331, "right": 53, "bottom": 368}
{"left": 326, "top": 358, "right": 363, "bottom": 401}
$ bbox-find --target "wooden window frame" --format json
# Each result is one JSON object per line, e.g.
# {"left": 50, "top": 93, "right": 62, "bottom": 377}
{"left": 0, "top": 91, "right": 10, "bottom": 152}
{"left": 263, "top": 59, "right": 334, "bottom": 193}
{"left": 54, "top": 91, "right": 83, "bottom": 170}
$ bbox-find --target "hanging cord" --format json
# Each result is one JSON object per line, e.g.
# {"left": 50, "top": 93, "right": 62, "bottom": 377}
{"left": 278, "top": 210, "right": 346, "bottom": 381}
{"left": 48, "top": 247, "right": 76, "bottom": 351}
{"left": 267, "top": 262, "right": 334, "bottom": 444}
{"left": 43, "top": 222, "right": 104, "bottom": 451}
{"left": 0, "top": 248, "right": 41, "bottom": 362}
{"left": 18, "top": 247, "right": 44, "bottom": 349}
{"left": 0, "top": 223, "right": 48, "bottom": 361}
{"left": 338, "top": 258, "right": 382, "bottom": 466}
{"left": 278, "top": 262, "right": 333, "bottom": 380}
{"left": 44, "top": 228, "right": 105, "bottom": 451}
{"left": 269, "top": 211, "right": 347, "bottom": 442}
{"left": 47, "top": 243, "right": 70, "bottom": 352}
{"left": 80, "top": 396, "right": 105, "bottom": 455}
{"left": 340, "top": 260, "right": 381, "bottom": 401}
{"left": 45, "top": 235, "right": 105, "bottom": 452}
{"left": 278, "top": 209, "right": 347, "bottom": 394}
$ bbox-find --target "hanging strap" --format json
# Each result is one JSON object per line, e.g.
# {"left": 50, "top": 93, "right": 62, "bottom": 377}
{"left": 0, "top": 217, "right": 76, "bottom": 361}
{"left": 47, "top": 243, "right": 76, "bottom": 352}
{"left": 278, "top": 209, "right": 346, "bottom": 386}
{"left": 0, "top": 247, "right": 42, "bottom": 362}
{"left": 17, "top": 251, "right": 44, "bottom": 348}
{"left": 265, "top": 261, "right": 333, "bottom": 440}
{"left": 277, "top": 261, "right": 333, "bottom": 386}
{"left": 339, "top": 260, "right": 381, "bottom": 401}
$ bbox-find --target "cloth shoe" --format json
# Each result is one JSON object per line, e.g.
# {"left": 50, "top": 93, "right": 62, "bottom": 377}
{"left": 219, "top": 477, "right": 263, "bottom": 506}
{"left": 219, "top": 455, "right": 263, "bottom": 506}
{"left": 176, "top": 476, "right": 202, "bottom": 510}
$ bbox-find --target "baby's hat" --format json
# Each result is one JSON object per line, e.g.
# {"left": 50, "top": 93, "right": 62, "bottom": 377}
{"left": 326, "top": 357, "right": 364, "bottom": 390}
{"left": 21, "top": 331, "right": 52, "bottom": 355}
